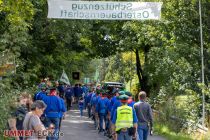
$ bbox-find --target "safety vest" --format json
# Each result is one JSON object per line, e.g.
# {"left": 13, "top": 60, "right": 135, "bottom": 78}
{"left": 115, "top": 105, "right": 133, "bottom": 131}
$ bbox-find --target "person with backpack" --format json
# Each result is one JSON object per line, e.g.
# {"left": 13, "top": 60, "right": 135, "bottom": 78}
{"left": 134, "top": 91, "right": 153, "bottom": 140}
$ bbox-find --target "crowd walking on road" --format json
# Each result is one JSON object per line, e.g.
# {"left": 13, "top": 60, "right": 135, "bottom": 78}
{"left": 6, "top": 78, "right": 153, "bottom": 140}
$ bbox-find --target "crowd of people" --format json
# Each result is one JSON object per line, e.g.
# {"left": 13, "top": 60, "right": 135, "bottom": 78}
{"left": 6, "top": 78, "right": 153, "bottom": 140}
{"left": 83, "top": 86, "right": 153, "bottom": 140}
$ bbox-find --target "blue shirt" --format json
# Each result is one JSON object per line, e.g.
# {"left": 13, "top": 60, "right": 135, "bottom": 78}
{"left": 34, "top": 91, "right": 47, "bottom": 101}
{"left": 111, "top": 105, "right": 138, "bottom": 124}
{"left": 74, "top": 87, "right": 83, "bottom": 97}
{"left": 111, "top": 99, "right": 121, "bottom": 120}
{"left": 96, "top": 97, "right": 110, "bottom": 114}
{"left": 57, "top": 85, "right": 65, "bottom": 93}
{"left": 82, "top": 86, "right": 89, "bottom": 95}
{"left": 65, "top": 87, "right": 74, "bottom": 99}
{"left": 90, "top": 93, "right": 97, "bottom": 106}
{"left": 79, "top": 100, "right": 84, "bottom": 109}
{"left": 43, "top": 95, "right": 64, "bottom": 118}
{"left": 109, "top": 96, "right": 117, "bottom": 112}
{"left": 86, "top": 93, "right": 93, "bottom": 104}
{"left": 59, "top": 98, "right": 67, "bottom": 118}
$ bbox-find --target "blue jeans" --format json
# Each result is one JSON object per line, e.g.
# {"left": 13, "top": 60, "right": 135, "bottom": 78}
{"left": 46, "top": 117, "right": 60, "bottom": 140}
{"left": 80, "top": 107, "right": 83, "bottom": 116}
{"left": 99, "top": 113, "right": 106, "bottom": 131}
{"left": 137, "top": 124, "right": 149, "bottom": 140}
{"left": 105, "top": 118, "right": 110, "bottom": 131}
{"left": 117, "top": 131, "right": 132, "bottom": 140}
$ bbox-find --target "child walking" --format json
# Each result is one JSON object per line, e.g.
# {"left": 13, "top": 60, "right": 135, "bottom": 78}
{"left": 78, "top": 97, "right": 84, "bottom": 117}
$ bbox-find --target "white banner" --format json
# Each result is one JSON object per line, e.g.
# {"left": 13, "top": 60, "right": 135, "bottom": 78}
{"left": 47, "top": 0, "right": 162, "bottom": 20}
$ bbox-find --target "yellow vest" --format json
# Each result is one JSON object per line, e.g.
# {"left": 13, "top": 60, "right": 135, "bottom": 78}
{"left": 115, "top": 105, "right": 133, "bottom": 131}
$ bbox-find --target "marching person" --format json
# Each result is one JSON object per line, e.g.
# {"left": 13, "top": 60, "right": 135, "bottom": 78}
{"left": 134, "top": 91, "right": 153, "bottom": 140}
{"left": 57, "top": 81, "right": 65, "bottom": 99}
{"left": 43, "top": 87, "right": 66, "bottom": 140}
{"left": 91, "top": 88, "right": 101, "bottom": 129}
{"left": 96, "top": 90, "right": 110, "bottom": 133}
{"left": 34, "top": 83, "right": 48, "bottom": 101}
{"left": 78, "top": 97, "right": 85, "bottom": 117}
{"left": 112, "top": 94, "right": 138, "bottom": 140}
{"left": 65, "top": 85, "right": 74, "bottom": 110}
{"left": 126, "top": 92, "right": 135, "bottom": 107}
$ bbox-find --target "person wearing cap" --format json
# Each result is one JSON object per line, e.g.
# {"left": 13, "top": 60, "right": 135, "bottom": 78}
{"left": 43, "top": 87, "right": 66, "bottom": 140}
{"left": 111, "top": 91, "right": 125, "bottom": 121}
{"left": 134, "top": 91, "right": 153, "bottom": 140}
{"left": 125, "top": 92, "right": 135, "bottom": 108}
{"left": 112, "top": 94, "right": 138, "bottom": 140}
{"left": 96, "top": 90, "right": 110, "bottom": 133}
{"left": 34, "top": 83, "right": 48, "bottom": 101}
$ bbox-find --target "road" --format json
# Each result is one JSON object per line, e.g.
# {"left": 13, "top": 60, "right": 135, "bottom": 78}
{"left": 60, "top": 106, "right": 166, "bottom": 140}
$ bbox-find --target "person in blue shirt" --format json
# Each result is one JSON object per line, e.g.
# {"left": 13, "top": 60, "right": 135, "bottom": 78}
{"left": 126, "top": 92, "right": 135, "bottom": 107}
{"left": 91, "top": 89, "right": 100, "bottom": 129}
{"left": 34, "top": 83, "right": 48, "bottom": 101}
{"left": 82, "top": 84, "right": 89, "bottom": 96}
{"left": 74, "top": 84, "right": 83, "bottom": 103}
{"left": 86, "top": 89, "right": 94, "bottom": 118}
{"left": 112, "top": 94, "right": 138, "bottom": 140}
{"left": 58, "top": 97, "right": 66, "bottom": 131}
{"left": 109, "top": 89, "right": 119, "bottom": 115}
{"left": 111, "top": 91, "right": 126, "bottom": 121}
{"left": 43, "top": 87, "right": 65, "bottom": 140}
{"left": 65, "top": 85, "right": 74, "bottom": 110}
{"left": 96, "top": 91, "right": 110, "bottom": 133}
{"left": 57, "top": 81, "right": 65, "bottom": 99}
{"left": 78, "top": 97, "right": 85, "bottom": 116}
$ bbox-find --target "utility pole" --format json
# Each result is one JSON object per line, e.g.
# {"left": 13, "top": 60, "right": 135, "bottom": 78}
{"left": 199, "top": 0, "right": 205, "bottom": 127}
{"left": 130, "top": 51, "right": 133, "bottom": 91}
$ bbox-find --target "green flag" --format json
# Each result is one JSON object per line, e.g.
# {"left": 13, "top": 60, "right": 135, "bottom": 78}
{"left": 59, "top": 70, "right": 70, "bottom": 85}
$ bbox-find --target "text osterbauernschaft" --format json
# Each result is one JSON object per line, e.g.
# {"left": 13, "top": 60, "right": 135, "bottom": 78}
{"left": 59, "top": 3, "right": 150, "bottom": 19}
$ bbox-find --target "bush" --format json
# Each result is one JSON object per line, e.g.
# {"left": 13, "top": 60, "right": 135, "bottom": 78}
{"left": 153, "top": 86, "right": 201, "bottom": 134}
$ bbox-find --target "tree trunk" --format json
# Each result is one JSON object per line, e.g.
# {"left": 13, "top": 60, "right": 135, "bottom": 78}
{"left": 135, "top": 49, "right": 146, "bottom": 91}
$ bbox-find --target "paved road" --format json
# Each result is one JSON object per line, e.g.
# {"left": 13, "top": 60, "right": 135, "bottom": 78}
{"left": 60, "top": 106, "right": 166, "bottom": 140}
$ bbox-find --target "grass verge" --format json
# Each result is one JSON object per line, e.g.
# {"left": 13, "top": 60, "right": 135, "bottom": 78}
{"left": 154, "top": 122, "right": 193, "bottom": 140}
